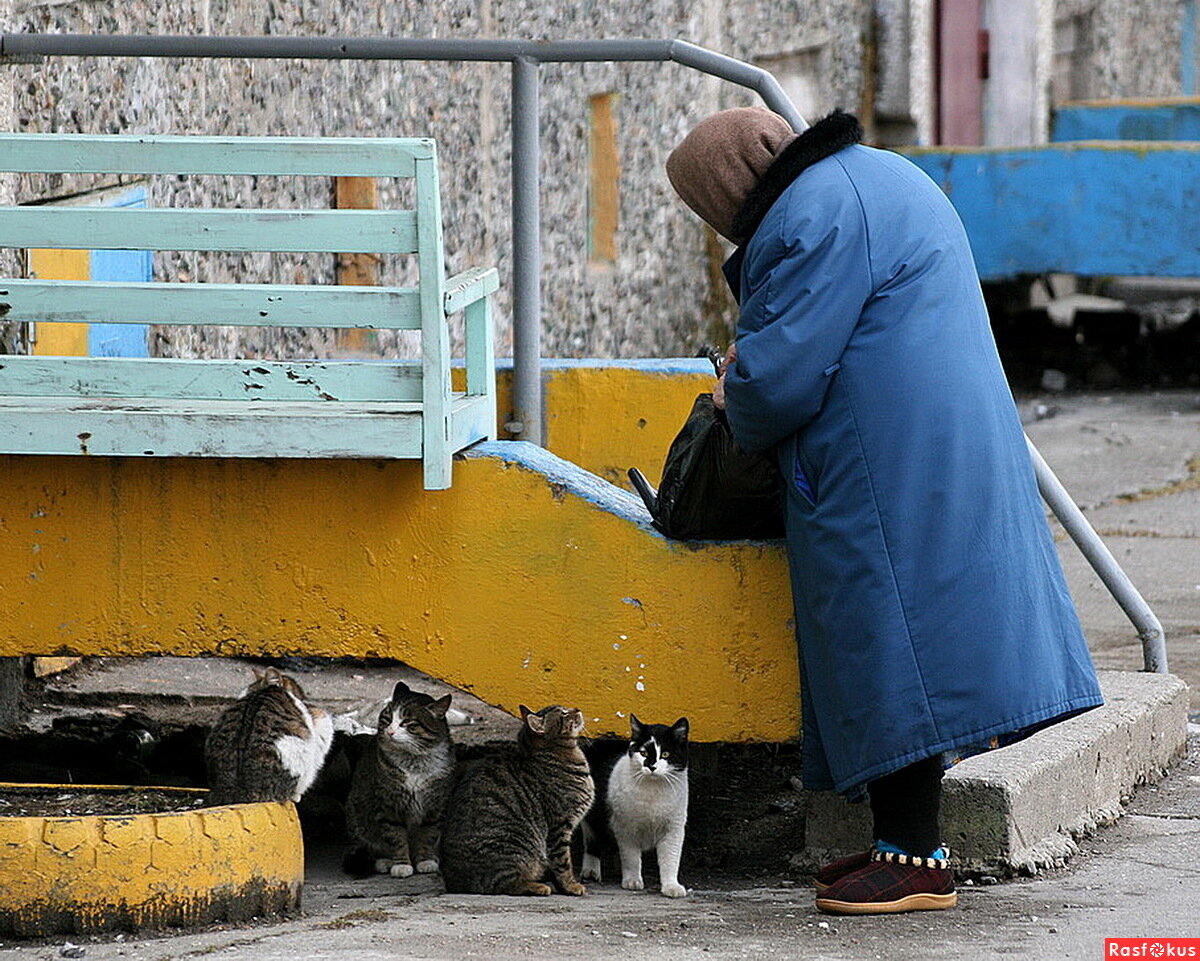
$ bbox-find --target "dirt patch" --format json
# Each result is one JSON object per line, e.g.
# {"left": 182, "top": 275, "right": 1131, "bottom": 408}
{"left": 0, "top": 785, "right": 207, "bottom": 818}
{"left": 314, "top": 908, "right": 393, "bottom": 929}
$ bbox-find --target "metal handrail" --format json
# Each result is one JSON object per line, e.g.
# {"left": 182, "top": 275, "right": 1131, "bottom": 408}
{"left": 0, "top": 32, "right": 1168, "bottom": 671}
{"left": 1026, "top": 439, "right": 1167, "bottom": 672}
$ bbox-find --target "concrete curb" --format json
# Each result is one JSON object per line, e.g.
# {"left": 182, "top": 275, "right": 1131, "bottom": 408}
{"left": 798, "top": 670, "right": 1189, "bottom": 876}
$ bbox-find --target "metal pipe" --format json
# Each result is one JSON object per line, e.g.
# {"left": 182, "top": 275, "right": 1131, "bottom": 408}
{"left": 668, "top": 41, "right": 808, "bottom": 132}
{"left": 0, "top": 34, "right": 679, "bottom": 63}
{"left": 1026, "top": 436, "right": 1168, "bottom": 673}
{"left": 510, "top": 56, "right": 541, "bottom": 445}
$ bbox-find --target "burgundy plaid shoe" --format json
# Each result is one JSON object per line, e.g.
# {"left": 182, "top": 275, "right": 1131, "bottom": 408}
{"left": 812, "top": 849, "right": 873, "bottom": 893}
{"left": 815, "top": 848, "right": 956, "bottom": 915}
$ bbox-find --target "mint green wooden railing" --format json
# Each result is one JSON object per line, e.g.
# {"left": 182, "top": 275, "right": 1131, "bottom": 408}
{"left": 0, "top": 134, "right": 498, "bottom": 489}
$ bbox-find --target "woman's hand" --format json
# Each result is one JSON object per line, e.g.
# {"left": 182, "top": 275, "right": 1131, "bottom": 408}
{"left": 713, "top": 343, "right": 737, "bottom": 410}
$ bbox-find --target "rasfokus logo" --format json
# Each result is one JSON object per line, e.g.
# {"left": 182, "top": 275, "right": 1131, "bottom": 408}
{"left": 1106, "top": 940, "right": 1200, "bottom": 958}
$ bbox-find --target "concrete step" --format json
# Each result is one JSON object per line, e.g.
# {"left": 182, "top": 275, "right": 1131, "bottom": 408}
{"left": 799, "top": 670, "right": 1189, "bottom": 875}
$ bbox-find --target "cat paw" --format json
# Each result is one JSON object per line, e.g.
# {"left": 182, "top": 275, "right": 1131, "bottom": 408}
{"left": 580, "top": 854, "right": 602, "bottom": 882}
{"left": 560, "top": 881, "right": 587, "bottom": 896}
{"left": 373, "top": 859, "right": 393, "bottom": 875}
{"left": 415, "top": 859, "right": 439, "bottom": 874}
{"left": 388, "top": 862, "right": 415, "bottom": 878}
{"left": 621, "top": 877, "right": 645, "bottom": 891}
{"left": 661, "top": 881, "right": 688, "bottom": 898}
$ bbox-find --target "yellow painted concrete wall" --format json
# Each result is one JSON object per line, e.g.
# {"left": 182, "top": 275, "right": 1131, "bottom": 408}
{"left": 0, "top": 444, "right": 796, "bottom": 742}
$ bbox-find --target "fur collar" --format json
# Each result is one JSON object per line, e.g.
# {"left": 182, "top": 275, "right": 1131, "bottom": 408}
{"left": 730, "top": 110, "right": 864, "bottom": 244}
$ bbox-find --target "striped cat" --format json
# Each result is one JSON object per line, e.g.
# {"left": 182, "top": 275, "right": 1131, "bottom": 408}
{"left": 343, "top": 681, "right": 455, "bottom": 878}
{"left": 440, "top": 705, "right": 594, "bottom": 896}
{"left": 204, "top": 667, "right": 333, "bottom": 805}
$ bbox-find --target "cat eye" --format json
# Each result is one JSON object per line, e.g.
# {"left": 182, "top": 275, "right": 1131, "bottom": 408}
{"left": 662, "top": 751, "right": 671, "bottom": 758}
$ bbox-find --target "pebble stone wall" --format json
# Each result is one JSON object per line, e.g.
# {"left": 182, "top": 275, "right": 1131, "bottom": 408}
{"left": 0, "top": 0, "right": 1189, "bottom": 362}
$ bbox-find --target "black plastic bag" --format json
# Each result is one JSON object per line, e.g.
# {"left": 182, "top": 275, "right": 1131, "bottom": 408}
{"left": 629, "top": 392, "right": 786, "bottom": 540}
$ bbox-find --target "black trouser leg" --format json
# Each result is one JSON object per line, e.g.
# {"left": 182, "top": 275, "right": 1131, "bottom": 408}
{"left": 866, "top": 755, "right": 944, "bottom": 856}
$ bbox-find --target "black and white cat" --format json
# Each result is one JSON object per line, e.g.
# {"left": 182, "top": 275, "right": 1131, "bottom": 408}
{"left": 581, "top": 715, "right": 689, "bottom": 898}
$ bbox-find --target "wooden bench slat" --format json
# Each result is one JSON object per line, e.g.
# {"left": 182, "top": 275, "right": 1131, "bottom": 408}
{"left": 0, "top": 356, "right": 424, "bottom": 402}
{"left": 449, "top": 392, "right": 498, "bottom": 451}
{"left": 0, "top": 395, "right": 427, "bottom": 458}
{"left": 414, "top": 153, "right": 452, "bottom": 490}
{"left": 0, "top": 134, "right": 433, "bottom": 176}
{"left": 0, "top": 279, "right": 422, "bottom": 329}
{"left": 0, "top": 206, "right": 418, "bottom": 254}
{"left": 443, "top": 266, "right": 501, "bottom": 315}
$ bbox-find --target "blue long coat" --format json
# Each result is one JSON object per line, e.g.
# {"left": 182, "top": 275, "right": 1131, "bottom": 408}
{"left": 723, "top": 137, "right": 1103, "bottom": 796}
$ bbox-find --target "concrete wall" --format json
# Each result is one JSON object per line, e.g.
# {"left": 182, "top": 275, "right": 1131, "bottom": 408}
{"left": 0, "top": 444, "right": 797, "bottom": 743}
{"left": 1052, "top": 0, "right": 1186, "bottom": 103}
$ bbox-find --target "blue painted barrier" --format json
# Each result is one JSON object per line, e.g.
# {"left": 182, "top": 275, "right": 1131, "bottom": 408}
{"left": 901, "top": 143, "right": 1200, "bottom": 280}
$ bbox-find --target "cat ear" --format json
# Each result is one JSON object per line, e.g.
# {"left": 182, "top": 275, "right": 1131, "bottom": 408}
{"left": 392, "top": 680, "right": 412, "bottom": 701}
{"left": 629, "top": 714, "right": 644, "bottom": 738}
{"left": 521, "top": 706, "right": 546, "bottom": 734}
{"left": 426, "top": 694, "right": 453, "bottom": 719}
{"left": 672, "top": 717, "right": 690, "bottom": 739}
{"left": 263, "top": 667, "right": 282, "bottom": 685}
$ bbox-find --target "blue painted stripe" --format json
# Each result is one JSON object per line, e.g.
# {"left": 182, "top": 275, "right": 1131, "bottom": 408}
{"left": 466, "top": 440, "right": 657, "bottom": 529}
{"left": 465, "top": 440, "right": 788, "bottom": 544}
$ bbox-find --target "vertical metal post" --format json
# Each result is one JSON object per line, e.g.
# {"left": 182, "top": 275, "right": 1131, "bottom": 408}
{"left": 510, "top": 55, "right": 542, "bottom": 445}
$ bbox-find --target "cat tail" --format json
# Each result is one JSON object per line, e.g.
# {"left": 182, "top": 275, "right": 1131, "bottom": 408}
{"left": 342, "top": 845, "right": 377, "bottom": 878}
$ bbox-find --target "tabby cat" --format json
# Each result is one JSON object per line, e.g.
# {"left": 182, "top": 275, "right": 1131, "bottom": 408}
{"left": 440, "top": 705, "right": 594, "bottom": 896}
{"left": 204, "top": 667, "right": 334, "bottom": 805}
{"left": 343, "top": 681, "right": 455, "bottom": 878}
{"left": 581, "top": 715, "right": 690, "bottom": 897}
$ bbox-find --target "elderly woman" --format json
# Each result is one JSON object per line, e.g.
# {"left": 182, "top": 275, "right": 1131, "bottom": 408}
{"left": 666, "top": 109, "right": 1102, "bottom": 915}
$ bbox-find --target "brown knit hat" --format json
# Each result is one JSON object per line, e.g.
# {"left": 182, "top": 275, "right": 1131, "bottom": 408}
{"left": 666, "top": 107, "right": 799, "bottom": 244}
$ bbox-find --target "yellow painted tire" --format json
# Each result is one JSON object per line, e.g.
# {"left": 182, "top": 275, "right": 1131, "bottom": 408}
{"left": 0, "top": 783, "right": 303, "bottom": 938}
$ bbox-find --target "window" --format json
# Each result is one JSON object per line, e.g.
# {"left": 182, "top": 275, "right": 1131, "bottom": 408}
{"left": 588, "top": 93, "right": 619, "bottom": 266}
